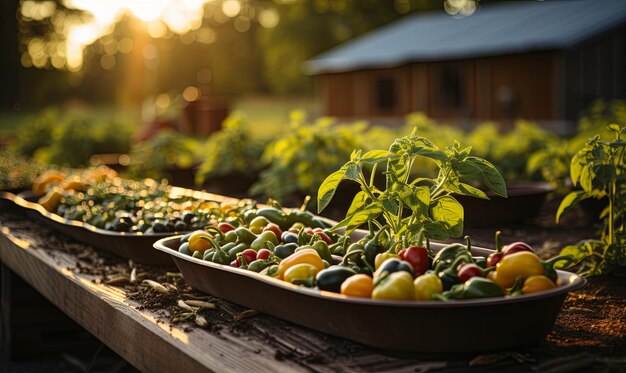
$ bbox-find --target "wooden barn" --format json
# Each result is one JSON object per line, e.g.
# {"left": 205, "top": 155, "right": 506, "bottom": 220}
{"left": 304, "top": 0, "right": 626, "bottom": 131}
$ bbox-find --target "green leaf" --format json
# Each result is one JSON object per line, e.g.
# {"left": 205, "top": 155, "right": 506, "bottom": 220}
{"left": 556, "top": 240, "right": 604, "bottom": 269}
{"left": 350, "top": 149, "right": 361, "bottom": 161}
{"left": 331, "top": 203, "right": 383, "bottom": 234}
{"left": 446, "top": 182, "right": 489, "bottom": 200}
{"left": 421, "top": 220, "right": 450, "bottom": 240}
{"left": 345, "top": 162, "right": 361, "bottom": 181}
{"left": 317, "top": 165, "right": 347, "bottom": 213}
{"left": 397, "top": 185, "right": 430, "bottom": 214}
{"left": 381, "top": 197, "right": 399, "bottom": 215}
{"left": 346, "top": 191, "right": 368, "bottom": 217}
{"left": 455, "top": 156, "right": 507, "bottom": 197}
{"left": 579, "top": 164, "right": 594, "bottom": 192}
{"left": 570, "top": 151, "right": 584, "bottom": 186}
{"left": 607, "top": 123, "right": 621, "bottom": 133}
{"left": 594, "top": 164, "right": 616, "bottom": 184}
{"left": 556, "top": 190, "right": 590, "bottom": 223}
{"left": 430, "top": 195, "right": 464, "bottom": 238}
{"left": 360, "top": 150, "right": 391, "bottom": 164}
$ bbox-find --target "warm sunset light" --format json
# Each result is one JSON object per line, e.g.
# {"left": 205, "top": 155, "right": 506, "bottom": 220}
{"left": 19, "top": 0, "right": 280, "bottom": 71}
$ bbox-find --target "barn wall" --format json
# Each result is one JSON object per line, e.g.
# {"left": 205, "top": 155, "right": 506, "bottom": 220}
{"left": 318, "top": 51, "right": 560, "bottom": 124}
{"left": 564, "top": 24, "right": 626, "bottom": 121}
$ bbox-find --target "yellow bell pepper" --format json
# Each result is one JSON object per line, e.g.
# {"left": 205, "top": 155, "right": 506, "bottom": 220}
{"left": 283, "top": 263, "right": 320, "bottom": 287}
{"left": 493, "top": 251, "right": 544, "bottom": 288}
{"left": 374, "top": 252, "right": 400, "bottom": 270}
{"left": 277, "top": 249, "right": 324, "bottom": 280}
{"left": 372, "top": 271, "right": 414, "bottom": 301}
{"left": 413, "top": 272, "right": 443, "bottom": 300}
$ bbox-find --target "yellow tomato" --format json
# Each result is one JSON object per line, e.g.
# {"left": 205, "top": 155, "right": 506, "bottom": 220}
{"left": 522, "top": 275, "right": 556, "bottom": 294}
{"left": 32, "top": 170, "right": 65, "bottom": 196}
{"left": 340, "top": 274, "right": 374, "bottom": 298}
{"left": 187, "top": 230, "right": 213, "bottom": 254}
{"left": 38, "top": 186, "right": 63, "bottom": 212}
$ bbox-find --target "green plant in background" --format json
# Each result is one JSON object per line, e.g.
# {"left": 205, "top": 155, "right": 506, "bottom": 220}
{"left": 556, "top": 124, "right": 626, "bottom": 276}
{"left": 125, "top": 130, "right": 201, "bottom": 180}
{"left": 250, "top": 113, "right": 364, "bottom": 204}
{"left": 576, "top": 100, "right": 626, "bottom": 143}
{"left": 11, "top": 109, "right": 57, "bottom": 157}
{"left": 486, "top": 120, "right": 558, "bottom": 181}
{"left": 195, "top": 114, "right": 266, "bottom": 185}
{"left": 526, "top": 139, "right": 573, "bottom": 194}
{"left": 35, "top": 118, "right": 132, "bottom": 167}
{"left": 0, "top": 151, "right": 45, "bottom": 191}
{"left": 318, "top": 128, "right": 507, "bottom": 242}
{"left": 11, "top": 110, "right": 133, "bottom": 168}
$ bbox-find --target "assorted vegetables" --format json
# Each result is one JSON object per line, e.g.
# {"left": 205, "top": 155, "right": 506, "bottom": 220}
{"left": 30, "top": 166, "right": 256, "bottom": 234}
{"left": 28, "top": 130, "right": 579, "bottom": 303}
{"left": 176, "top": 215, "right": 574, "bottom": 302}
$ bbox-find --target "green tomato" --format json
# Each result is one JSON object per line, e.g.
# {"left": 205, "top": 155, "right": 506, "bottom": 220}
{"left": 249, "top": 216, "right": 269, "bottom": 234}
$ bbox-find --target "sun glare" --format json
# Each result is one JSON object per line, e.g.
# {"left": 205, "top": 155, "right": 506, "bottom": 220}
{"left": 20, "top": 0, "right": 280, "bottom": 71}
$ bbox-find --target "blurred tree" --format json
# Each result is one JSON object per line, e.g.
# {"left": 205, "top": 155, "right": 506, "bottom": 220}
{"left": 256, "top": 0, "right": 445, "bottom": 94}
{"left": 4, "top": 0, "right": 506, "bottom": 110}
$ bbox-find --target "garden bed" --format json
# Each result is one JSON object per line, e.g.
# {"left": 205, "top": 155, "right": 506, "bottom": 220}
{"left": 0, "top": 201, "right": 623, "bottom": 372}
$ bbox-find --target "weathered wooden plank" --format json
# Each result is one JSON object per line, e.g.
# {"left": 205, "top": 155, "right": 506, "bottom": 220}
{"left": 0, "top": 221, "right": 308, "bottom": 373}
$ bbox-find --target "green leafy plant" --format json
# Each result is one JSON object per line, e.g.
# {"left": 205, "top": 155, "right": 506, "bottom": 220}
{"left": 195, "top": 114, "right": 265, "bottom": 185}
{"left": 556, "top": 124, "right": 626, "bottom": 276}
{"left": 317, "top": 129, "right": 507, "bottom": 243}
{"left": 250, "top": 115, "right": 364, "bottom": 203}
{"left": 526, "top": 139, "right": 573, "bottom": 194}
{"left": 0, "top": 151, "right": 45, "bottom": 191}
{"left": 126, "top": 130, "right": 201, "bottom": 180}
{"left": 12, "top": 110, "right": 133, "bottom": 168}
{"left": 11, "top": 109, "right": 57, "bottom": 157}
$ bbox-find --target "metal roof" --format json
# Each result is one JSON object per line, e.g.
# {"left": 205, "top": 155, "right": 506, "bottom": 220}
{"left": 304, "top": 0, "right": 626, "bottom": 75}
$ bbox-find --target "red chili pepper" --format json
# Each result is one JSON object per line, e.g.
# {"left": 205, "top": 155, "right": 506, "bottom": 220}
{"left": 503, "top": 242, "right": 534, "bottom": 256}
{"left": 457, "top": 263, "right": 483, "bottom": 282}
{"left": 487, "top": 231, "right": 504, "bottom": 267}
{"left": 230, "top": 259, "right": 239, "bottom": 268}
{"left": 486, "top": 252, "right": 503, "bottom": 267}
{"left": 238, "top": 249, "right": 257, "bottom": 266}
{"left": 398, "top": 246, "right": 428, "bottom": 276}
{"left": 217, "top": 222, "right": 236, "bottom": 233}
{"left": 256, "top": 248, "right": 271, "bottom": 260}
{"left": 263, "top": 223, "right": 283, "bottom": 241}
{"left": 312, "top": 228, "right": 333, "bottom": 245}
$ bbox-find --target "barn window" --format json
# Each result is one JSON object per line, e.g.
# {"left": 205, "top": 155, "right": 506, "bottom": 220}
{"left": 440, "top": 65, "right": 464, "bottom": 108}
{"left": 376, "top": 77, "right": 396, "bottom": 111}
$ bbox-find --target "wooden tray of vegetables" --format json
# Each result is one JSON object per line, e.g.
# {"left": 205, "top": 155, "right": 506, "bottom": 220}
{"left": 0, "top": 167, "right": 249, "bottom": 266}
{"left": 153, "top": 131, "right": 586, "bottom": 352}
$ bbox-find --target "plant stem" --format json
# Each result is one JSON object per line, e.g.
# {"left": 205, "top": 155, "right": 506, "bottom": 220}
{"left": 430, "top": 167, "right": 452, "bottom": 199}
{"left": 358, "top": 173, "right": 396, "bottom": 234}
